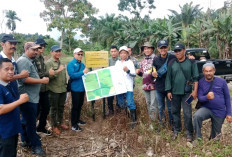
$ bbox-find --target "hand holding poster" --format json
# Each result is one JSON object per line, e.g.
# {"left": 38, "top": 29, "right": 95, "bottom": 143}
{"left": 82, "top": 66, "right": 127, "bottom": 101}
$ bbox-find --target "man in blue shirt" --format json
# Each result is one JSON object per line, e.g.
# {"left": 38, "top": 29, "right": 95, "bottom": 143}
{"left": 67, "top": 48, "right": 88, "bottom": 132}
{"left": 194, "top": 63, "right": 232, "bottom": 140}
{"left": 0, "top": 58, "right": 29, "bottom": 157}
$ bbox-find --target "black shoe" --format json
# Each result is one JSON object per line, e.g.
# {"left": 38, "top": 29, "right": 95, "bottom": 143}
{"left": 72, "top": 124, "right": 82, "bottom": 132}
{"left": 171, "top": 132, "right": 178, "bottom": 140}
{"left": 78, "top": 120, "right": 86, "bottom": 126}
{"left": 32, "top": 146, "right": 46, "bottom": 156}
{"left": 187, "top": 134, "right": 193, "bottom": 142}
{"left": 37, "top": 128, "right": 52, "bottom": 136}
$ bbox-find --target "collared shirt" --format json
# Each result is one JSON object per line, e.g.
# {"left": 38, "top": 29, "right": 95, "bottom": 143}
{"left": 0, "top": 51, "right": 19, "bottom": 98}
{"left": 165, "top": 58, "right": 199, "bottom": 94}
{"left": 34, "top": 55, "right": 49, "bottom": 92}
{"left": 16, "top": 53, "right": 41, "bottom": 103}
{"left": 109, "top": 57, "right": 118, "bottom": 66}
{"left": 0, "top": 80, "right": 22, "bottom": 139}
{"left": 46, "top": 57, "right": 67, "bottom": 93}
{"left": 128, "top": 56, "right": 140, "bottom": 69}
{"left": 67, "top": 58, "right": 85, "bottom": 92}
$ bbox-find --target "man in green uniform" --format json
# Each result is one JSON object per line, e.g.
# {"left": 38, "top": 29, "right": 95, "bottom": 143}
{"left": 34, "top": 38, "right": 54, "bottom": 135}
{"left": 46, "top": 45, "right": 68, "bottom": 135}
{"left": 165, "top": 43, "right": 199, "bottom": 142}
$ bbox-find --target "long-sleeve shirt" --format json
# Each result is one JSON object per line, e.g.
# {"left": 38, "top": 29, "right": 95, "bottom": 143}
{"left": 198, "top": 77, "right": 232, "bottom": 118}
{"left": 67, "top": 58, "right": 85, "bottom": 92}
{"left": 138, "top": 54, "right": 156, "bottom": 91}
{"left": 45, "top": 58, "right": 67, "bottom": 93}
{"left": 115, "top": 59, "right": 135, "bottom": 92}
{"left": 165, "top": 58, "right": 199, "bottom": 94}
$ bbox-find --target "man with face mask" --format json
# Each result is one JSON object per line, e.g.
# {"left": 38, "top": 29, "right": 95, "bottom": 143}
{"left": 17, "top": 42, "right": 49, "bottom": 156}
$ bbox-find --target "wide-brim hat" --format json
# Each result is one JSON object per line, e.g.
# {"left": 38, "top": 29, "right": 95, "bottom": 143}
{"left": 141, "top": 42, "right": 154, "bottom": 51}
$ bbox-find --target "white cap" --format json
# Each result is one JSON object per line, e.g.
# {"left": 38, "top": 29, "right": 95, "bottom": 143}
{"left": 73, "top": 48, "right": 83, "bottom": 54}
{"left": 119, "top": 46, "right": 128, "bottom": 53}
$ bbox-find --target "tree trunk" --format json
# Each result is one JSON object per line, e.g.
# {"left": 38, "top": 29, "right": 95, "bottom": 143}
{"left": 216, "top": 36, "right": 222, "bottom": 59}
{"left": 60, "top": 29, "right": 65, "bottom": 49}
{"left": 68, "top": 36, "right": 71, "bottom": 53}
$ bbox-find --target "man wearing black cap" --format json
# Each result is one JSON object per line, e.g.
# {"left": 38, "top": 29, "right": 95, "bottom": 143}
{"left": 46, "top": 45, "right": 68, "bottom": 135}
{"left": 0, "top": 34, "right": 29, "bottom": 96}
{"left": 34, "top": 38, "right": 54, "bottom": 135}
{"left": 152, "top": 40, "right": 175, "bottom": 129}
{"left": 165, "top": 42, "right": 199, "bottom": 142}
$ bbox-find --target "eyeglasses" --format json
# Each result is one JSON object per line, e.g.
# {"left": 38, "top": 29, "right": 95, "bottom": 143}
{"left": 76, "top": 54, "right": 83, "bottom": 56}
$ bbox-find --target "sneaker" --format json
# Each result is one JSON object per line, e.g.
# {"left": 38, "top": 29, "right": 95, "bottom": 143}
{"left": 78, "top": 120, "right": 86, "bottom": 126}
{"left": 37, "top": 128, "right": 52, "bottom": 136}
{"left": 32, "top": 146, "right": 46, "bottom": 156}
{"left": 72, "top": 124, "right": 82, "bottom": 132}
{"left": 171, "top": 132, "right": 178, "bottom": 140}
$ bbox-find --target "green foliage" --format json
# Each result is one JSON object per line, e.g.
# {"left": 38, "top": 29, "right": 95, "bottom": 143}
{"left": 5, "top": 10, "right": 21, "bottom": 32}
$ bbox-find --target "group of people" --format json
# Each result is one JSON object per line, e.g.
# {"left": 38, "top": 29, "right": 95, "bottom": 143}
{"left": 0, "top": 34, "right": 88, "bottom": 157}
{"left": 0, "top": 33, "right": 232, "bottom": 157}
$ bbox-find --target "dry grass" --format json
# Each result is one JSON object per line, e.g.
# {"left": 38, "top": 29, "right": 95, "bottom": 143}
{"left": 17, "top": 78, "right": 232, "bottom": 157}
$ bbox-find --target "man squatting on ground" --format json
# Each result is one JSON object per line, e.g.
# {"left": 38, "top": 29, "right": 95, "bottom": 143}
{"left": 193, "top": 62, "right": 232, "bottom": 141}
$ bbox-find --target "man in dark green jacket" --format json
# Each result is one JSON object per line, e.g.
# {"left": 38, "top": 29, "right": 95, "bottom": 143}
{"left": 165, "top": 43, "right": 199, "bottom": 142}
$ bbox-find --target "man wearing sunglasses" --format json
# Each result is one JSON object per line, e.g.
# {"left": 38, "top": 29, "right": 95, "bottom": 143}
{"left": 34, "top": 38, "right": 54, "bottom": 136}
{"left": 165, "top": 43, "right": 199, "bottom": 142}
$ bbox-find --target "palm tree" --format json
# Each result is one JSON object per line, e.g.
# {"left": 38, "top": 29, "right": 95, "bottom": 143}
{"left": 5, "top": 10, "right": 21, "bottom": 32}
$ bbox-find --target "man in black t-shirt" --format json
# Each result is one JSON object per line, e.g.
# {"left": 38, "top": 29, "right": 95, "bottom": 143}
{"left": 152, "top": 40, "right": 175, "bottom": 129}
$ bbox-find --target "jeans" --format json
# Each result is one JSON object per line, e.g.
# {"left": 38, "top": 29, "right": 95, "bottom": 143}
{"left": 155, "top": 91, "right": 173, "bottom": 124}
{"left": 193, "top": 107, "right": 225, "bottom": 139}
{"left": 0, "top": 134, "right": 18, "bottom": 157}
{"left": 144, "top": 90, "right": 158, "bottom": 121}
{"left": 117, "top": 92, "right": 136, "bottom": 110}
{"left": 20, "top": 102, "right": 41, "bottom": 147}
{"left": 37, "top": 91, "right": 50, "bottom": 130}
{"left": 171, "top": 94, "right": 193, "bottom": 135}
{"left": 71, "top": 91, "right": 85, "bottom": 126}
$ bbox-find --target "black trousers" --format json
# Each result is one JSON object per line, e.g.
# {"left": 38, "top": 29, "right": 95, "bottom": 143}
{"left": 107, "top": 96, "right": 114, "bottom": 112}
{"left": 71, "top": 91, "right": 85, "bottom": 126}
{"left": 0, "top": 134, "right": 18, "bottom": 157}
{"left": 37, "top": 91, "right": 50, "bottom": 130}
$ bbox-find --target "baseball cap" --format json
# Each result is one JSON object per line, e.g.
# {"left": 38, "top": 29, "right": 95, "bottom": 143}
{"left": 173, "top": 43, "right": 185, "bottom": 52}
{"left": 24, "top": 42, "right": 41, "bottom": 50}
{"left": 51, "top": 45, "right": 61, "bottom": 52}
{"left": 157, "top": 40, "right": 168, "bottom": 48}
{"left": 1, "top": 34, "right": 18, "bottom": 43}
{"left": 119, "top": 46, "right": 128, "bottom": 53}
{"left": 73, "top": 48, "right": 83, "bottom": 54}
{"left": 141, "top": 42, "right": 154, "bottom": 51}
{"left": 35, "top": 38, "right": 47, "bottom": 45}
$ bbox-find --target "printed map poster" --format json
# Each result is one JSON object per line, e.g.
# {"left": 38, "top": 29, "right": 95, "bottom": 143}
{"left": 82, "top": 66, "right": 127, "bottom": 101}
{"left": 85, "top": 51, "right": 109, "bottom": 68}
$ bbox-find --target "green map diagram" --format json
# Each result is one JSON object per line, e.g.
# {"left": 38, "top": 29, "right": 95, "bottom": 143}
{"left": 83, "top": 68, "right": 116, "bottom": 101}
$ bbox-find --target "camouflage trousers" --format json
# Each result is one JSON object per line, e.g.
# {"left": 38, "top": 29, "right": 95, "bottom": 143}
{"left": 48, "top": 91, "right": 66, "bottom": 127}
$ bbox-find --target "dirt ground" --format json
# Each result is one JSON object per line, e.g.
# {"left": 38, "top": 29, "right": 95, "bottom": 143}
{"left": 17, "top": 85, "right": 232, "bottom": 157}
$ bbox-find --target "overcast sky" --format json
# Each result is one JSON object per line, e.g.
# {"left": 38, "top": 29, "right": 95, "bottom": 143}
{"left": 0, "top": 0, "right": 225, "bottom": 40}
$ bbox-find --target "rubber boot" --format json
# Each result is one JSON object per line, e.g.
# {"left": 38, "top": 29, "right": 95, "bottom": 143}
{"left": 130, "top": 109, "right": 137, "bottom": 129}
